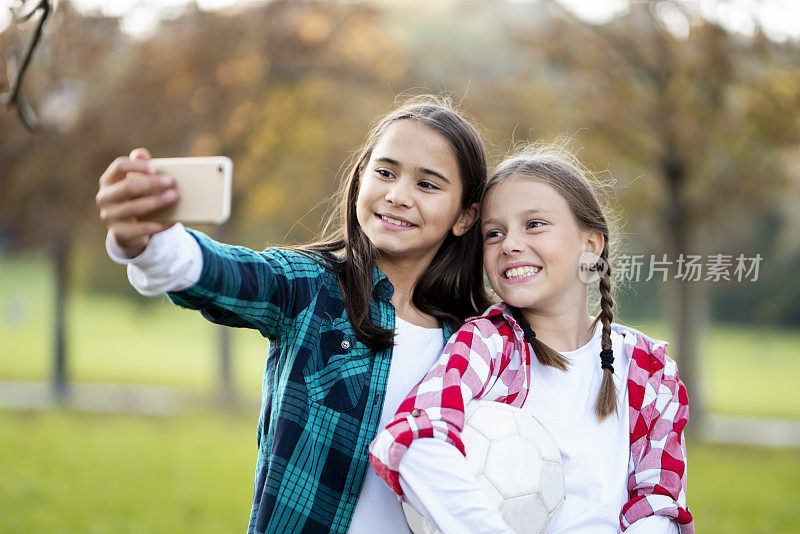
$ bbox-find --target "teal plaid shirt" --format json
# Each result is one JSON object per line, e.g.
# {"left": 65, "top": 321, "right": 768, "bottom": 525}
{"left": 168, "top": 230, "right": 452, "bottom": 533}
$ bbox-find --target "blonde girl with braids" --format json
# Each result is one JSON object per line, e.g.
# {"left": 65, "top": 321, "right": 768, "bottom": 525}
{"left": 370, "top": 145, "right": 694, "bottom": 533}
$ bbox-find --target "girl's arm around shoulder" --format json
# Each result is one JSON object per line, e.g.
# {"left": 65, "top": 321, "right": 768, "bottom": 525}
{"left": 369, "top": 315, "right": 513, "bottom": 498}
{"left": 622, "top": 330, "right": 694, "bottom": 533}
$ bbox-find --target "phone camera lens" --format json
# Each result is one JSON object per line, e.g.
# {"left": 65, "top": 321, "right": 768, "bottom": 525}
{"left": 217, "top": 164, "right": 224, "bottom": 173}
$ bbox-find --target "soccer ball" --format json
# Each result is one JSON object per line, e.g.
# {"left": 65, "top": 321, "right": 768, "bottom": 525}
{"left": 402, "top": 400, "right": 565, "bottom": 534}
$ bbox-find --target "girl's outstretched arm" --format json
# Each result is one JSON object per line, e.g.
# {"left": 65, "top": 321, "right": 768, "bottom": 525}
{"left": 164, "top": 229, "right": 301, "bottom": 338}
{"left": 108, "top": 221, "right": 300, "bottom": 339}
{"left": 623, "top": 345, "right": 694, "bottom": 533}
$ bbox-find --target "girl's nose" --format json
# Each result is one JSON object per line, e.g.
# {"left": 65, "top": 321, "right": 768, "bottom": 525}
{"left": 501, "top": 231, "right": 524, "bottom": 255}
{"left": 385, "top": 181, "right": 413, "bottom": 207}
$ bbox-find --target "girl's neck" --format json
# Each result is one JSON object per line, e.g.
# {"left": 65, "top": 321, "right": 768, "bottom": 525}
{"left": 377, "top": 254, "right": 438, "bottom": 328}
{"left": 519, "top": 298, "right": 596, "bottom": 353}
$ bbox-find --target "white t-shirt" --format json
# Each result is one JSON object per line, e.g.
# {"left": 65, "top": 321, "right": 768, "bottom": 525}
{"left": 348, "top": 317, "right": 445, "bottom": 534}
{"left": 522, "top": 321, "right": 630, "bottom": 533}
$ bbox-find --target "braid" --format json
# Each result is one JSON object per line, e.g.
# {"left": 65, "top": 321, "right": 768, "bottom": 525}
{"left": 594, "top": 241, "right": 617, "bottom": 419}
{"left": 509, "top": 307, "right": 569, "bottom": 372}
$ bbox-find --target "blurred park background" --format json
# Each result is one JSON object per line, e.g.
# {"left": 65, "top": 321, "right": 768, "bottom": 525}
{"left": 1, "top": 0, "right": 799, "bottom": 532}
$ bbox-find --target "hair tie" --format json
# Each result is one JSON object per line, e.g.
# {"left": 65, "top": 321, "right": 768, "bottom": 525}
{"left": 519, "top": 321, "right": 537, "bottom": 343}
{"left": 599, "top": 348, "right": 614, "bottom": 373}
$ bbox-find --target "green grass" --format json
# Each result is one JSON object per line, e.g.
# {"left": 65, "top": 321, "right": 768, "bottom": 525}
{"left": 2, "top": 253, "right": 800, "bottom": 419}
{"left": 0, "top": 410, "right": 255, "bottom": 533}
{"left": 0, "top": 409, "right": 798, "bottom": 533}
{"left": 690, "top": 442, "right": 800, "bottom": 533}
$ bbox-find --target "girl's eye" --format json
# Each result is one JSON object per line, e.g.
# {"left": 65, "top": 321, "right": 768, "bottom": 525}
{"left": 527, "top": 220, "right": 545, "bottom": 230}
{"left": 418, "top": 180, "right": 439, "bottom": 191}
{"left": 376, "top": 169, "right": 394, "bottom": 179}
{"left": 484, "top": 229, "right": 503, "bottom": 240}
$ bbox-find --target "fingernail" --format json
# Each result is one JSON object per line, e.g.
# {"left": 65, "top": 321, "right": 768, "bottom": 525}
{"left": 146, "top": 164, "right": 156, "bottom": 174}
{"left": 160, "top": 176, "right": 173, "bottom": 186}
{"left": 161, "top": 190, "right": 177, "bottom": 201}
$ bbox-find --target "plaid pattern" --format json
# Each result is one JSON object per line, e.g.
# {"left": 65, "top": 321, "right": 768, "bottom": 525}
{"left": 167, "top": 229, "right": 452, "bottom": 534}
{"left": 369, "top": 303, "right": 694, "bottom": 533}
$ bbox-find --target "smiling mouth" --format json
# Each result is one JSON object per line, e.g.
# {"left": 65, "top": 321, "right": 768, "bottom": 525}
{"left": 504, "top": 266, "right": 542, "bottom": 279}
{"left": 377, "top": 214, "right": 417, "bottom": 228}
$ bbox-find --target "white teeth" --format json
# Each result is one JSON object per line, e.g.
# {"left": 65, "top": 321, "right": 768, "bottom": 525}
{"left": 505, "top": 266, "right": 541, "bottom": 279}
{"left": 380, "top": 215, "right": 414, "bottom": 227}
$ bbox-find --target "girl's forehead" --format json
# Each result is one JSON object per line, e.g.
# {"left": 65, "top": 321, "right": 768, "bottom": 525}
{"left": 482, "top": 177, "right": 568, "bottom": 217}
{"left": 371, "top": 120, "right": 457, "bottom": 169}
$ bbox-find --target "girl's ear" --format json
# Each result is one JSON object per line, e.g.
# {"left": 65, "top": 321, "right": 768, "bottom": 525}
{"left": 452, "top": 203, "right": 480, "bottom": 236}
{"left": 584, "top": 229, "right": 605, "bottom": 256}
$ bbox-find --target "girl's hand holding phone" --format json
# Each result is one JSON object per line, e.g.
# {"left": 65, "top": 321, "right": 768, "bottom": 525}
{"left": 96, "top": 147, "right": 179, "bottom": 258}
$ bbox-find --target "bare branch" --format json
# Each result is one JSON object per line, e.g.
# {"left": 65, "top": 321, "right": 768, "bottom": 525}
{"left": 11, "top": 0, "right": 49, "bottom": 23}
{"left": 1, "top": 0, "right": 52, "bottom": 130}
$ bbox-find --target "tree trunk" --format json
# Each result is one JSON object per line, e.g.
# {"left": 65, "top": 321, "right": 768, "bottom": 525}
{"left": 662, "top": 150, "right": 705, "bottom": 436}
{"left": 52, "top": 237, "right": 69, "bottom": 402}
{"left": 214, "top": 223, "right": 235, "bottom": 406}
{"left": 218, "top": 325, "right": 235, "bottom": 406}
{"left": 670, "top": 280, "right": 707, "bottom": 436}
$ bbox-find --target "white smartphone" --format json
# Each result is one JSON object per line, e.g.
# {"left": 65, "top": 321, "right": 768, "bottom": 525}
{"left": 145, "top": 156, "right": 232, "bottom": 225}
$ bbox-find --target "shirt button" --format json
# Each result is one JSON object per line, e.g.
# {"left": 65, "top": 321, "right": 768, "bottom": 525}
{"left": 411, "top": 409, "right": 421, "bottom": 417}
{"left": 341, "top": 340, "right": 350, "bottom": 350}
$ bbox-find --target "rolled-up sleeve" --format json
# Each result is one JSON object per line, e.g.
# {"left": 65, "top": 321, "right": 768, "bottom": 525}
{"left": 622, "top": 352, "right": 693, "bottom": 533}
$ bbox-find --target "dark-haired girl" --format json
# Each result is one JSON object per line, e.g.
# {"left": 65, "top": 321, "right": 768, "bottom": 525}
{"left": 370, "top": 146, "right": 694, "bottom": 533}
{"left": 96, "top": 96, "right": 492, "bottom": 533}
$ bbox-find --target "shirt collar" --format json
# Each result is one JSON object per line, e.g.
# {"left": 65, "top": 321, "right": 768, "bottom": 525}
{"left": 477, "top": 302, "right": 527, "bottom": 340}
{"left": 371, "top": 263, "right": 395, "bottom": 301}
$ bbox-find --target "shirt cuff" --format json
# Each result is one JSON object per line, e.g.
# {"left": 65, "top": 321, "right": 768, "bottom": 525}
{"left": 106, "top": 223, "right": 202, "bottom": 296}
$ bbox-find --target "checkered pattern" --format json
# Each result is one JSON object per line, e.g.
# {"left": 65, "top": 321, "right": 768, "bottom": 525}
{"left": 168, "top": 229, "right": 452, "bottom": 534}
{"left": 369, "top": 303, "right": 694, "bottom": 533}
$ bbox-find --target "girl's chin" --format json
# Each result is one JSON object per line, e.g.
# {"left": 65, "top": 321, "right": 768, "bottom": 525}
{"left": 495, "top": 293, "right": 536, "bottom": 309}
{"left": 495, "top": 286, "right": 552, "bottom": 311}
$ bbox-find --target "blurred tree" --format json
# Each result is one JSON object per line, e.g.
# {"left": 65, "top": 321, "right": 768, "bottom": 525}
{"left": 1, "top": 0, "right": 127, "bottom": 399}
{"left": 520, "top": 0, "right": 800, "bottom": 430}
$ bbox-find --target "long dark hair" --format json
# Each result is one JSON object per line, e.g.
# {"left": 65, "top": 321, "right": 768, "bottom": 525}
{"left": 487, "top": 146, "right": 618, "bottom": 420}
{"left": 293, "top": 95, "right": 490, "bottom": 351}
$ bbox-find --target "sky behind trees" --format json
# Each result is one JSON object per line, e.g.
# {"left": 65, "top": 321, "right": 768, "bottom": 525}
{"left": 2, "top": 0, "right": 800, "bottom": 41}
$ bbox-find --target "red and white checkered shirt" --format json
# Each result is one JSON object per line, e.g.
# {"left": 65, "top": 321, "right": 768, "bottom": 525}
{"left": 369, "top": 304, "right": 694, "bottom": 533}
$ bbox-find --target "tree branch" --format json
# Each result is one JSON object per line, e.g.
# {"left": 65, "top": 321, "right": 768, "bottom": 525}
{"left": 11, "top": 0, "right": 48, "bottom": 22}
{"left": 1, "top": 0, "right": 52, "bottom": 131}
